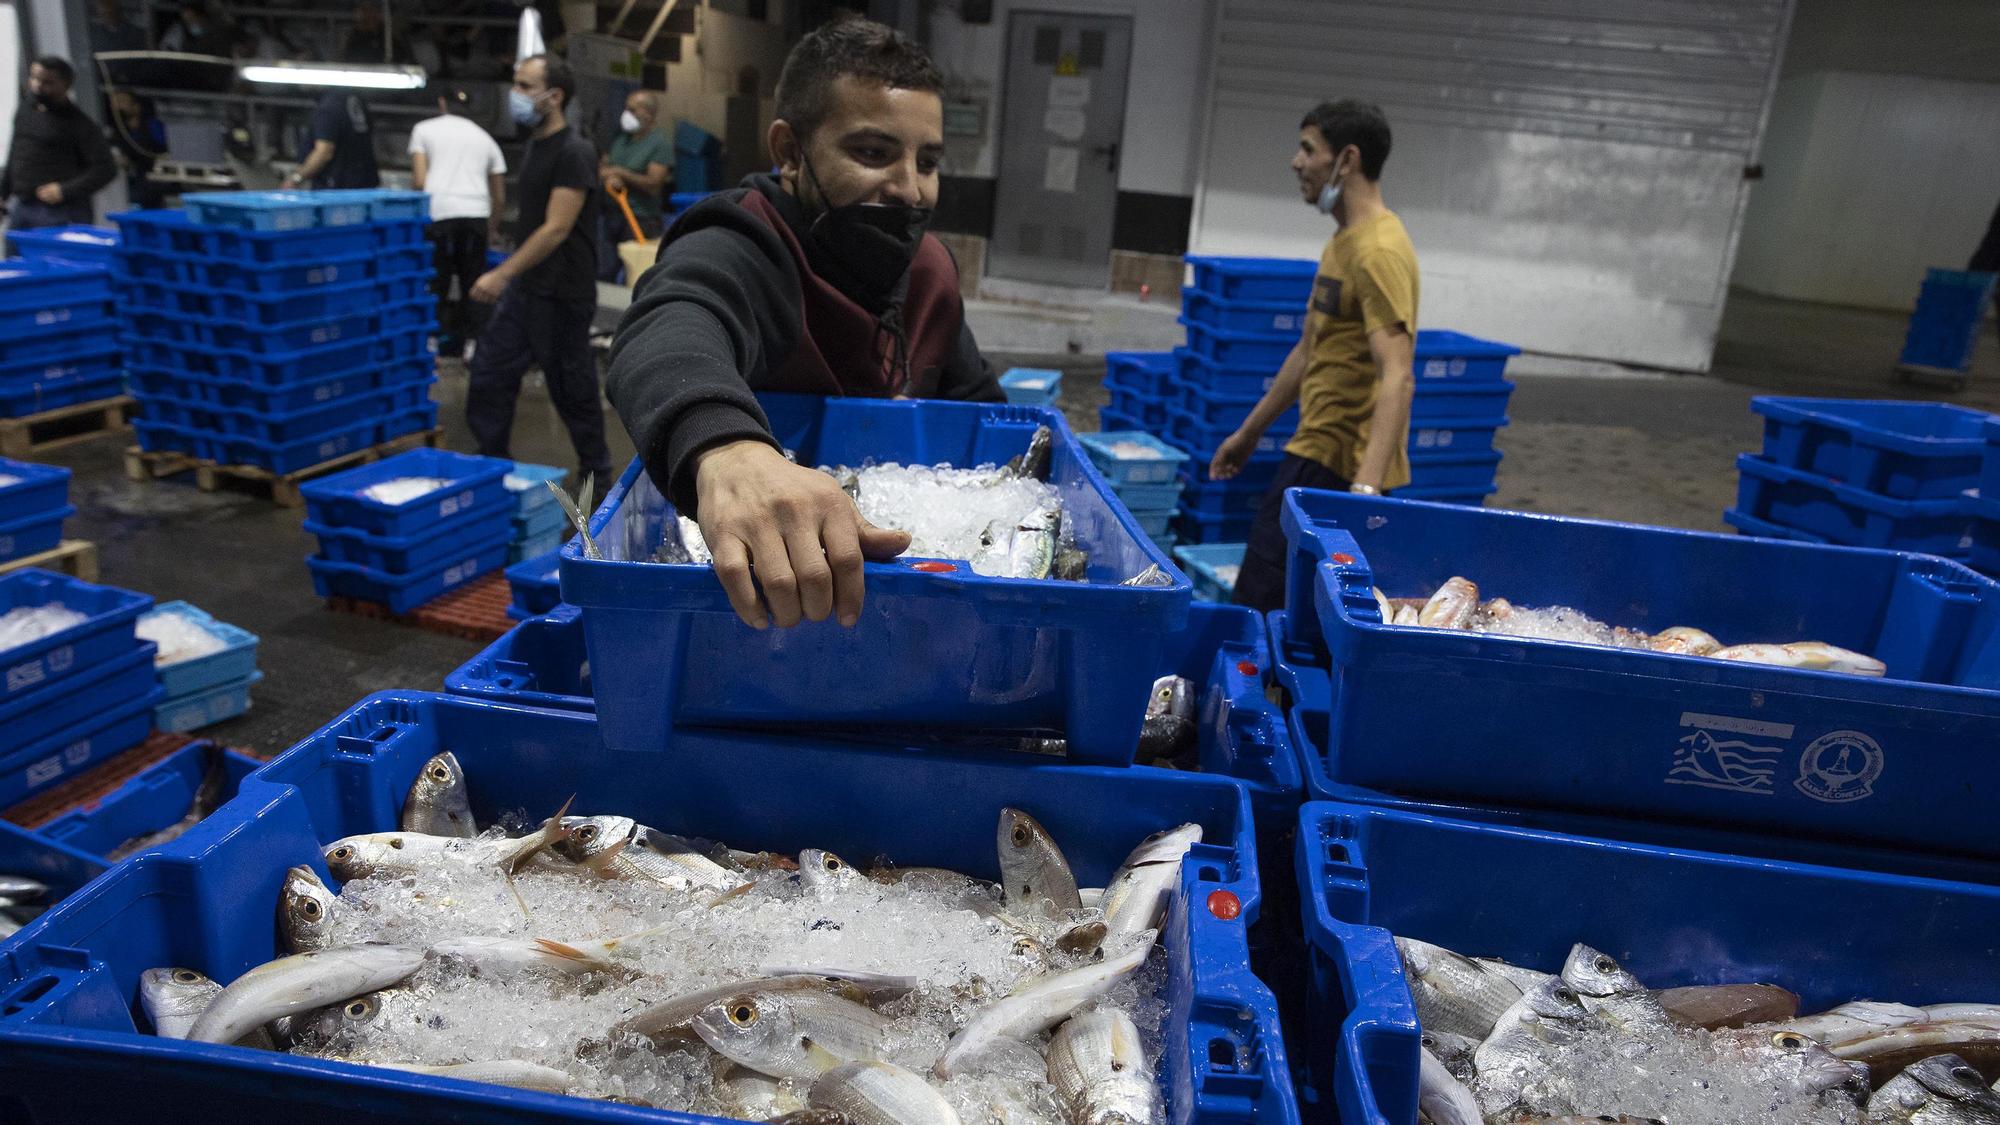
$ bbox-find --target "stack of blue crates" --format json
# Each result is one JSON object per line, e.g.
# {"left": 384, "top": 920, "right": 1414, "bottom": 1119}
{"left": 299, "top": 449, "right": 514, "bottom": 614}
{"left": 7, "top": 225, "right": 120, "bottom": 271}
{"left": 999, "top": 366, "right": 1062, "bottom": 407}
{"left": 0, "top": 569, "right": 160, "bottom": 805}
{"left": 1724, "top": 397, "right": 1985, "bottom": 559}
{"left": 137, "top": 601, "right": 260, "bottom": 733}
{"left": 1100, "top": 351, "right": 1175, "bottom": 430}
{"left": 110, "top": 190, "right": 437, "bottom": 474}
{"left": 0, "top": 458, "right": 73, "bottom": 566}
{"left": 1076, "top": 429, "right": 1187, "bottom": 553}
{"left": 1897, "top": 268, "right": 1996, "bottom": 378}
{"left": 1173, "top": 542, "right": 1246, "bottom": 603}
{"left": 502, "top": 461, "right": 567, "bottom": 562}
{"left": 0, "top": 256, "right": 124, "bottom": 419}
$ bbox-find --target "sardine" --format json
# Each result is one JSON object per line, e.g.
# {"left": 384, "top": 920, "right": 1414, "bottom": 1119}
{"left": 1655, "top": 982, "right": 1800, "bottom": 1029}
{"left": 1417, "top": 1045, "right": 1482, "bottom": 1125}
{"left": 279, "top": 864, "right": 338, "bottom": 955}
{"left": 997, "top": 807, "right": 1082, "bottom": 917}
{"left": 371, "top": 1060, "right": 574, "bottom": 1093}
{"left": 1046, "top": 1009, "right": 1160, "bottom": 1125}
{"left": 324, "top": 800, "right": 571, "bottom": 881}
{"left": 1709, "top": 641, "right": 1887, "bottom": 677}
{"left": 1559, "top": 944, "right": 1673, "bottom": 1035}
{"left": 187, "top": 943, "right": 426, "bottom": 1045}
{"left": 810, "top": 1059, "right": 963, "bottom": 1125}
{"left": 1865, "top": 1053, "right": 2000, "bottom": 1123}
{"left": 1099, "top": 824, "right": 1201, "bottom": 942}
{"left": 693, "top": 987, "right": 893, "bottom": 1080}
{"left": 1418, "top": 577, "right": 1478, "bottom": 630}
{"left": 1120, "top": 564, "right": 1174, "bottom": 588}
{"left": 1785, "top": 1000, "right": 1931, "bottom": 1045}
{"left": 140, "top": 967, "right": 221, "bottom": 1041}
{"left": 935, "top": 936, "right": 1153, "bottom": 1078}
{"left": 1645, "top": 626, "right": 1722, "bottom": 657}
{"left": 615, "top": 975, "right": 866, "bottom": 1041}
{"left": 1395, "top": 935, "right": 1527, "bottom": 1040}
{"left": 399, "top": 751, "right": 476, "bottom": 839}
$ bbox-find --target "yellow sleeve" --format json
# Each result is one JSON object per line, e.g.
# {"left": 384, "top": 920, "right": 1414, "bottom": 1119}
{"left": 1354, "top": 247, "right": 1418, "bottom": 336}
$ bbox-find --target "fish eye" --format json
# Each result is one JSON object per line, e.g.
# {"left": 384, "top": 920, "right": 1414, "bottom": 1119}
{"left": 345, "top": 999, "right": 371, "bottom": 1019}
{"left": 1110, "top": 1060, "right": 1125, "bottom": 1072}
{"left": 1010, "top": 825, "right": 1030, "bottom": 846}
{"left": 1771, "top": 1031, "right": 1808, "bottom": 1050}
{"left": 330, "top": 846, "right": 353, "bottom": 862}
{"left": 173, "top": 969, "right": 201, "bottom": 984}
{"left": 427, "top": 764, "right": 449, "bottom": 782}
{"left": 387, "top": 838, "right": 404, "bottom": 850}
{"left": 1593, "top": 955, "right": 1616, "bottom": 974}
{"left": 822, "top": 855, "right": 841, "bottom": 871}
{"left": 1012, "top": 937, "right": 1036, "bottom": 955}
{"left": 1553, "top": 986, "right": 1577, "bottom": 1004}
{"left": 1953, "top": 1065, "right": 1984, "bottom": 1085}
{"left": 300, "top": 899, "right": 322, "bottom": 918}
{"left": 577, "top": 825, "right": 598, "bottom": 843}
{"left": 728, "top": 1003, "right": 757, "bottom": 1026}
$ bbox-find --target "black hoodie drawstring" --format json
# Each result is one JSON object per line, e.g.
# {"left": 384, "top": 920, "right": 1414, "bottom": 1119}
{"left": 876, "top": 305, "right": 912, "bottom": 395}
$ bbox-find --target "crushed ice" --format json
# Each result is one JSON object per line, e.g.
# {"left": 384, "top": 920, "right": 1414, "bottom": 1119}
{"left": 0, "top": 604, "right": 87, "bottom": 652}
{"left": 1473, "top": 604, "right": 1650, "bottom": 648}
{"left": 137, "top": 611, "right": 229, "bottom": 666}
{"left": 362, "top": 477, "right": 452, "bottom": 506}
{"left": 847, "top": 463, "right": 1059, "bottom": 574}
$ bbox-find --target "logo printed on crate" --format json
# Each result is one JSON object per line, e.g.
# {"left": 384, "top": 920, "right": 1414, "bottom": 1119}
{"left": 48, "top": 646, "right": 72, "bottom": 673}
{"left": 1794, "top": 731, "right": 1884, "bottom": 803}
{"left": 316, "top": 382, "right": 344, "bottom": 402}
{"left": 1664, "top": 712, "right": 1793, "bottom": 794}
{"left": 5, "top": 659, "right": 46, "bottom": 693}
{"left": 24, "top": 754, "right": 61, "bottom": 786}
{"left": 441, "top": 490, "right": 474, "bottom": 518}
{"left": 1414, "top": 429, "right": 1454, "bottom": 450}
{"left": 445, "top": 558, "right": 476, "bottom": 586}
{"left": 0, "top": 536, "right": 12, "bottom": 556}
{"left": 62, "top": 740, "right": 91, "bottom": 766}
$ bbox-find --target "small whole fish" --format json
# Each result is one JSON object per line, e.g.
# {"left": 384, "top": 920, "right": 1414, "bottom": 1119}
{"left": 1002, "top": 426, "right": 1054, "bottom": 482}
{"left": 373, "top": 1060, "right": 574, "bottom": 1092}
{"left": 427, "top": 935, "right": 622, "bottom": 979}
{"left": 1008, "top": 508, "right": 1060, "bottom": 581}
{"left": 399, "top": 751, "right": 476, "bottom": 839}
{"left": 1098, "top": 824, "right": 1201, "bottom": 942}
{"left": 1045, "top": 1009, "right": 1161, "bottom": 1125}
{"left": 799, "top": 849, "right": 865, "bottom": 891}
{"left": 1055, "top": 921, "right": 1109, "bottom": 958}
{"left": 615, "top": 975, "right": 866, "bottom": 1042}
{"left": 1371, "top": 587, "right": 1394, "bottom": 623}
{"left": 140, "top": 967, "right": 224, "bottom": 1041}
{"left": 1709, "top": 1025, "right": 1871, "bottom": 1099}
{"left": 1395, "top": 936, "right": 1528, "bottom": 1041}
{"left": 1822, "top": 1016, "right": 2000, "bottom": 1081}
{"left": 280, "top": 864, "right": 338, "bottom": 954}
{"left": 1422, "top": 1028, "right": 1479, "bottom": 1084}
{"left": 550, "top": 816, "right": 750, "bottom": 898}
{"left": 1471, "top": 979, "right": 1595, "bottom": 1119}
{"left": 1136, "top": 677, "right": 1197, "bottom": 765}
{"left": 810, "top": 1059, "right": 964, "bottom": 1125}
{"left": 324, "top": 803, "right": 571, "bottom": 881}
{"left": 1053, "top": 545, "right": 1090, "bottom": 583}
{"left": 0, "top": 874, "right": 47, "bottom": 901}
{"left": 295, "top": 986, "right": 433, "bottom": 1045}
{"left": 1709, "top": 641, "right": 1887, "bottom": 677}
{"left": 1559, "top": 943, "right": 1674, "bottom": 1035}
{"left": 1783, "top": 1000, "right": 1930, "bottom": 1046}
{"left": 1417, "top": 1045, "right": 1482, "bottom": 1125}
{"left": 1121, "top": 564, "right": 1174, "bottom": 588}
{"left": 692, "top": 987, "right": 893, "bottom": 1080}
{"left": 547, "top": 479, "right": 602, "bottom": 560}
{"left": 1865, "top": 1052, "right": 2000, "bottom": 1124}
{"left": 1418, "top": 577, "right": 1479, "bottom": 630}
{"left": 997, "top": 808, "right": 1082, "bottom": 917}
{"left": 187, "top": 943, "right": 427, "bottom": 1045}
{"left": 935, "top": 936, "right": 1153, "bottom": 1079}
{"left": 1645, "top": 626, "right": 1723, "bottom": 657}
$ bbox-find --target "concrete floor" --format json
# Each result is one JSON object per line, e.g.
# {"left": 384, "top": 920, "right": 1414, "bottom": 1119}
{"left": 38, "top": 290, "right": 1997, "bottom": 757}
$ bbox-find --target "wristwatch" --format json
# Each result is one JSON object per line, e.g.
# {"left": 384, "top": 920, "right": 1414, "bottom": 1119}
{"left": 1350, "top": 483, "right": 1380, "bottom": 496}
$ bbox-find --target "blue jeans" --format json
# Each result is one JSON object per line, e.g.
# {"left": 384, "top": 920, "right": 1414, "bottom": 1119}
{"left": 9, "top": 196, "right": 92, "bottom": 229}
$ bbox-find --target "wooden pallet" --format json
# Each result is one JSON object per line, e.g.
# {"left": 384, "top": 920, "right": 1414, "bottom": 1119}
{"left": 0, "top": 538, "right": 97, "bottom": 581}
{"left": 123, "top": 428, "right": 443, "bottom": 508}
{"left": 0, "top": 395, "right": 135, "bottom": 459}
{"left": 326, "top": 569, "right": 514, "bottom": 644}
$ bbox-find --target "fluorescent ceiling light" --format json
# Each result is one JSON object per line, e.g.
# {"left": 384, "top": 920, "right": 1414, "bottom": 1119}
{"left": 238, "top": 61, "right": 428, "bottom": 90}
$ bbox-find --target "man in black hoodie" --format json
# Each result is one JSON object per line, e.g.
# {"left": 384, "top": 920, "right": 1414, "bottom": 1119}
{"left": 606, "top": 17, "right": 1001, "bottom": 633}
{"left": 2, "top": 57, "right": 116, "bottom": 229}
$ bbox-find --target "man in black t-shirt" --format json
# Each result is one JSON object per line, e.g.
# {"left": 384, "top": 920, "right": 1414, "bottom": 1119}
{"left": 282, "top": 89, "right": 379, "bottom": 190}
{"left": 465, "top": 53, "right": 609, "bottom": 490}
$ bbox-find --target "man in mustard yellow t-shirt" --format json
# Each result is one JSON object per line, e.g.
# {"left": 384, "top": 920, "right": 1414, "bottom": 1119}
{"left": 1213, "top": 99, "right": 1418, "bottom": 613}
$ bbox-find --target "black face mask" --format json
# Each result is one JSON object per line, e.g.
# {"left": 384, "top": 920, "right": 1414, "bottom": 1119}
{"left": 800, "top": 154, "right": 933, "bottom": 298}
{"left": 29, "top": 90, "right": 55, "bottom": 109}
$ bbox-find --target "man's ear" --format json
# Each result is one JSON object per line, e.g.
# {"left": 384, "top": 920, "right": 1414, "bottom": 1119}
{"left": 767, "top": 119, "right": 802, "bottom": 189}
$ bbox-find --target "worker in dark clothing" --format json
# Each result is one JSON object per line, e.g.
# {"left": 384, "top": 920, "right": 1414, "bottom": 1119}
{"left": 108, "top": 90, "right": 169, "bottom": 209}
{"left": 1, "top": 57, "right": 117, "bottom": 228}
{"left": 606, "top": 17, "right": 1001, "bottom": 632}
{"left": 283, "top": 88, "right": 378, "bottom": 190}
{"left": 465, "top": 54, "right": 610, "bottom": 493}
{"left": 1971, "top": 195, "right": 2000, "bottom": 347}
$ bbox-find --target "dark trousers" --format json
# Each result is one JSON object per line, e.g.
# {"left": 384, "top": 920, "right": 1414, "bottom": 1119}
{"left": 9, "top": 196, "right": 92, "bottom": 229}
{"left": 1231, "top": 453, "right": 1352, "bottom": 615}
{"left": 466, "top": 286, "right": 612, "bottom": 484}
{"left": 428, "top": 217, "right": 490, "bottom": 355}
{"left": 1970, "top": 195, "right": 2000, "bottom": 346}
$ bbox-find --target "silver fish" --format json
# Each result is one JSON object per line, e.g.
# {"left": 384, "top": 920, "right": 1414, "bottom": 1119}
{"left": 615, "top": 975, "right": 866, "bottom": 1041}
{"left": 799, "top": 849, "right": 865, "bottom": 891}
{"left": 1008, "top": 508, "right": 1060, "bottom": 581}
{"left": 1003, "top": 425, "right": 1054, "bottom": 482}
{"left": 1417, "top": 1045, "right": 1482, "bottom": 1125}
{"left": 547, "top": 479, "right": 602, "bottom": 560}
{"left": 1121, "top": 564, "right": 1174, "bottom": 588}
{"left": 1825, "top": 1017, "right": 2000, "bottom": 1081}
{"left": 998, "top": 807, "right": 1082, "bottom": 917}
{"left": 1046, "top": 1009, "right": 1160, "bottom": 1125}
{"left": 1418, "top": 577, "right": 1478, "bottom": 630}
{"left": 1645, "top": 626, "right": 1722, "bottom": 657}
{"left": 1471, "top": 979, "right": 1595, "bottom": 1120}
{"left": 551, "top": 816, "right": 750, "bottom": 898}
{"left": 187, "top": 943, "right": 427, "bottom": 1045}
{"left": 109, "top": 744, "right": 231, "bottom": 860}
{"left": 371, "top": 1060, "right": 574, "bottom": 1093}
{"left": 693, "top": 987, "right": 893, "bottom": 1080}
{"left": 293, "top": 985, "right": 434, "bottom": 1046}
{"left": 1784, "top": 1001, "right": 1930, "bottom": 1046}
{"left": 1422, "top": 1028, "right": 1479, "bottom": 1084}
{"left": 1866, "top": 1053, "right": 2000, "bottom": 1124}
{"left": 1710, "top": 1025, "right": 1871, "bottom": 1098}
{"left": 1395, "top": 935, "right": 1528, "bottom": 1040}
{"left": 427, "top": 934, "right": 622, "bottom": 978}
{"left": 279, "top": 864, "right": 337, "bottom": 954}
{"left": 935, "top": 935, "right": 1153, "bottom": 1078}
{"left": 1559, "top": 944, "right": 1673, "bottom": 1034}
{"left": 720, "top": 1062, "right": 806, "bottom": 1118}
{"left": 1144, "top": 677, "right": 1192, "bottom": 722}
{"left": 0, "top": 875, "right": 47, "bottom": 900}
{"left": 1099, "top": 825, "right": 1201, "bottom": 942}
{"left": 324, "top": 802, "right": 571, "bottom": 881}
{"left": 140, "top": 967, "right": 223, "bottom": 1041}
{"left": 810, "top": 1059, "right": 963, "bottom": 1125}
{"left": 1709, "top": 641, "right": 1887, "bottom": 677}
{"left": 399, "top": 751, "right": 476, "bottom": 839}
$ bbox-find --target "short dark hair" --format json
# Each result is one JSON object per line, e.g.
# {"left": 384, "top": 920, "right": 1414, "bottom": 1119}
{"left": 525, "top": 53, "right": 575, "bottom": 111}
{"left": 31, "top": 56, "right": 74, "bottom": 83}
{"left": 774, "top": 16, "right": 942, "bottom": 142}
{"left": 439, "top": 83, "right": 472, "bottom": 115}
{"left": 1300, "top": 99, "right": 1391, "bottom": 180}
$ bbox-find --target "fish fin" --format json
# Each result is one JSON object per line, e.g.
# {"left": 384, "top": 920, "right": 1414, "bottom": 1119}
{"left": 799, "top": 1036, "right": 845, "bottom": 1075}
{"left": 702, "top": 882, "right": 756, "bottom": 908}
{"left": 532, "top": 938, "right": 615, "bottom": 971}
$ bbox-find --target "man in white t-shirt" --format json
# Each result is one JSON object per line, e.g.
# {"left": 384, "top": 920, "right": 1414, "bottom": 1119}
{"left": 410, "top": 85, "right": 507, "bottom": 357}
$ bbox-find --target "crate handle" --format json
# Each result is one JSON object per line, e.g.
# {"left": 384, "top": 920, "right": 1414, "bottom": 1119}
{"left": 1175, "top": 859, "right": 1299, "bottom": 1121}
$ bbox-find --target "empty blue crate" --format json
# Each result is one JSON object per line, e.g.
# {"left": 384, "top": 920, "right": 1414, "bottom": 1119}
{"left": 309, "top": 529, "right": 511, "bottom": 615}
{"left": 301, "top": 448, "right": 510, "bottom": 539}
{"left": 512, "top": 501, "right": 566, "bottom": 543}
{"left": 999, "top": 367, "right": 1062, "bottom": 406}
{"left": 0, "top": 295, "right": 112, "bottom": 336}
{"left": 503, "top": 462, "right": 567, "bottom": 519}
{"left": 1406, "top": 448, "right": 1504, "bottom": 490}
{"left": 194, "top": 252, "right": 375, "bottom": 294}
{"left": 1178, "top": 380, "right": 1298, "bottom": 438}
{"left": 1104, "top": 350, "right": 1176, "bottom": 398}
{"left": 208, "top": 222, "right": 377, "bottom": 265}
{"left": 0, "top": 459, "right": 70, "bottom": 523}
{"left": 307, "top": 495, "right": 513, "bottom": 573}
{"left": 1407, "top": 413, "right": 1508, "bottom": 455}
{"left": 1413, "top": 328, "right": 1520, "bottom": 383}
{"left": 452, "top": 606, "right": 591, "bottom": 707}
{"left": 1188, "top": 255, "right": 1318, "bottom": 302}
{"left": 1078, "top": 427, "right": 1189, "bottom": 486}
{"left": 1175, "top": 542, "right": 1246, "bottom": 603}
{"left": 1753, "top": 396, "right": 1991, "bottom": 501}
{"left": 0, "top": 258, "right": 111, "bottom": 312}
{"left": 1183, "top": 320, "right": 1295, "bottom": 369}
{"left": 212, "top": 415, "right": 383, "bottom": 476}
{"left": 109, "top": 209, "right": 212, "bottom": 255}
{"left": 182, "top": 190, "right": 353, "bottom": 232}
{"left": 8, "top": 225, "right": 118, "bottom": 267}
{"left": 1181, "top": 287, "right": 1307, "bottom": 335}
{"left": 1409, "top": 379, "right": 1515, "bottom": 423}
{"left": 508, "top": 528, "right": 562, "bottom": 565}
{"left": 565, "top": 396, "right": 1191, "bottom": 767}
{"left": 137, "top": 601, "right": 258, "bottom": 699}
{"left": 1105, "top": 383, "right": 1168, "bottom": 430}
{"left": 155, "top": 671, "right": 262, "bottom": 733}
{"left": 0, "top": 644, "right": 155, "bottom": 759}
{"left": 0, "top": 816, "right": 103, "bottom": 913}
{"left": 37, "top": 742, "right": 258, "bottom": 858}
{"left": 0, "top": 503, "right": 74, "bottom": 564}
{"left": 1278, "top": 487, "right": 2000, "bottom": 861}
{"left": 1180, "top": 471, "right": 1267, "bottom": 518}
{"left": 1170, "top": 406, "right": 1288, "bottom": 458}
{"left": 0, "top": 570, "right": 151, "bottom": 702}
{"left": 503, "top": 549, "right": 563, "bottom": 619}
{"left": 1178, "top": 347, "right": 1281, "bottom": 400}
{"left": 1177, "top": 507, "right": 1254, "bottom": 545}
{"left": 0, "top": 682, "right": 162, "bottom": 806}
{"left": 1899, "top": 268, "right": 1996, "bottom": 375}
{"left": 1732, "top": 454, "right": 1974, "bottom": 557}
{"left": 1114, "top": 478, "right": 1185, "bottom": 510}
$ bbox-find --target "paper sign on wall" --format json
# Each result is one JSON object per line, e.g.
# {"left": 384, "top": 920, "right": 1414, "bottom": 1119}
{"left": 1047, "top": 75, "right": 1091, "bottom": 109}
{"left": 1043, "top": 146, "right": 1079, "bottom": 193}
{"left": 1043, "top": 107, "right": 1086, "bottom": 142}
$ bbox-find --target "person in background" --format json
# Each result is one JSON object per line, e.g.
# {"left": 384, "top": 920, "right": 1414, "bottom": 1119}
{"left": 341, "top": 0, "right": 405, "bottom": 65}
{"left": 410, "top": 84, "right": 506, "bottom": 357}
{"left": 1, "top": 57, "right": 117, "bottom": 228}
{"left": 605, "top": 17, "right": 1001, "bottom": 632}
{"left": 108, "top": 89, "right": 168, "bottom": 209}
{"left": 597, "top": 89, "right": 671, "bottom": 279}
{"left": 89, "top": 0, "right": 148, "bottom": 54}
{"left": 283, "top": 85, "right": 378, "bottom": 190}
{"left": 159, "top": 0, "right": 228, "bottom": 55}
{"left": 465, "top": 54, "right": 609, "bottom": 492}
{"left": 1213, "top": 99, "right": 1419, "bottom": 614}
{"left": 1971, "top": 195, "right": 2000, "bottom": 347}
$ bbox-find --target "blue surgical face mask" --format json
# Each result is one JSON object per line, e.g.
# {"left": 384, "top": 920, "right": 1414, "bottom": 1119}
{"left": 508, "top": 88, "right": 544, "bottom": 127}
{"left": 1317, "top": 162, "right": 1345, "bottom": 217}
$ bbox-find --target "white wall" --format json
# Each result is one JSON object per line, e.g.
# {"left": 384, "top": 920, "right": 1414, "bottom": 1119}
{"left": 925, "top": 0, "right": 1211, "bottom": 195}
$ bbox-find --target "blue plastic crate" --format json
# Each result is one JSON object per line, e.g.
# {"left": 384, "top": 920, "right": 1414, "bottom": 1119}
{"left": 373, "top": 273, "right": 431, "bottom": 306}
{"left": 0, "top": 371, "right": 122, "bottom": 419}
{"left": 0, "top": 570, "right": 150, "bottom": 702}
{"left": 372, "top": 220, "right": 427, "bottom": 250}
{"left": 565, "top": 396, "right": 1191, "bottom": 767}
{"left": 1752, "top": 396, "right": 1991, "bottom": 501}
{"left": 1407, "top": 413, "right": 1507, "bottom": 455}
{"left": 1181, "top": 287, "right": 1308, "bottom": 335}
{"left": 1392, "top": 482, "right": 1496, "bottom": 506}
{"left": 1409, "top": 378, "right": 1516, "bottom": 422}
{"left": 307, "top": 495, "right": 513, "bottom": 574}
{"left": 37, "top": 741, "right": 258, "bottom": 858}
{"left": 1176, "top": 377, "right": 1299, "bottom": 434}
{"left": 5, "top": 315, "right": 121, "bottom": 364}
{"left": 1188, "top": 255, "right": 1318, "bottom": 302}
{"left": 182, "top": 359, "right": 430, "bottom": 416}
{"left": 999, "top": 366, "right": 1062, "bottom": 406}
{"left": 189, "top": 251, "right": 375, "bottom": 294}
{"left": 0, "top": 297, "right": 113, "bottom": 336}
{"left": 1126, "top": 506, "right": 1176, "bottom": 537}
{"left": 1723, "top": 504, "right": 1829, "bottom": 545}
{"left": 308, "top": 531, "right": 511, "bottom": 614}
{"left": 448, "top": 606, "right": 590, "bottom": 709}
{"left": 110, "top": 247, "right": 188, "bottom": 284}
{"left": 124, "top": 335, "right": 387, "bottom": 386}
{"left": 203, "top": 308, "right": 375, "bottom": 353}
{"left": 1412, "top": 328, "right": 1520, "bottom": 383}
{"left": 0, "top": 643, "right": 155, "bottom": 759}
{"left": 301, "top": 448, "right": 512, "bottom": 539}
{"left": 1278, "top": 488, "right": 2000, "bottom": 860}
{"left": 0, "top": 459, "right": 70, "bottom": 524}
{"left": 503, "top": 548, "right": 563, "bottom": 618}
{"left": 1734, "top": 454, "right": 1975, "bottom": 557}
{"left": 0, "top": 690, "right": 1294, "bottom": 1124}
{"left": 1177, "top": 507, "right": 1255, "bottom": 546}
{"left": 213, "top": 415, "right": 382, "bottom": 476}
{"left": 206, "top": 222, "right": 378, "bottom": 264}
{"left": 8, "top": 225, "right": 118, "bottom": 266}
{"left": 375, "top": 298, "right": 437, "bottom": 334}
{"left": 125, "top": 367, "right": 201, "bottom": 402}
{"left": 0, "top": 817, "right": 103, "bottom": 913}
{"left": 1104, "top": 382, "right": 1155, "bottom": 424}
{"left": 1292, "top": 799, "right": 2000, "bottom": 1125}
{"left": 154, "top": 671, "right": 262, "bottom": 733}
{"left": 1165, "top": 430, "right": 1287, "bottom": 491}
{"left": 1177, "top": 347, "right": 1281, "bottom": 399}
{"left": 1175, "top": 542, "right": 1246, "bottom": 603}
{"left": 1898, "top": 269, "right": 1996, "bottom": 374}
{"left": 1405, "top": 447, "right": 1504, "bottom": 490}
{"left": 0, "top": 505, "right": 73, "bottom": 563}
{"left": 1098, "top": 404, "right": 1145, "bottom": 435}
{"left": 0, "top": 258, "right": 111, "bottom": 312}
{"left": 503, "top": 461, "right": 566, "bottom": 518}
{"left": 1104, "top": 350, "right": 1176, "bottom": 399}
{"left": 138, "top": 602, "right": 259, "bottom": 699}
{"left": 121, "top": 308, "right": 203, "bottom": 344}
{"left": 1115, "top": 479, "right": 1186, "bottom": 510}
{"left": 0, "top": 683, "right": 161, "bottom": 806}
{"left": 209, "top": 382, "right": 431, "bottom": 446}
{"left": 1076, "top": 427, "right": 1189, "bottom": 486}
{"left": 181, "top": 190, "right": 343, "bottom": 232}
{"left": 1170, "top": 406, "right": 1289, "bottom": 458}
{"left": 507, "top": 528, "right": 563, "bottom": 565}
{"left": 1184, "top": 319, "right": 1296, "bottom": 369}
{"left": 312, "top": 187, "right": 427, "bottom": 223}
{"left": 130, "top": 419, "right": 199, "bottom": 457}
{"left": 511, "top": 500, "right": 566, "bottom": 542}
{"left": 109, "top": 209, "right": 213, "bottom": 255}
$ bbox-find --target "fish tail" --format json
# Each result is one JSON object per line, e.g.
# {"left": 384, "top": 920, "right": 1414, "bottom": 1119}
{"left": 532, "top": 937, "right": 615, "bottom": 971}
